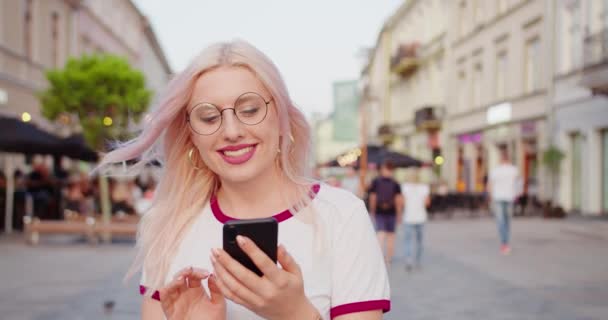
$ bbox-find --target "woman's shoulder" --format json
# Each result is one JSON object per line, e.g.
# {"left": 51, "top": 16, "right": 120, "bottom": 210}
{"left": 314, "top": 183, "right": 367, "bottom": 219}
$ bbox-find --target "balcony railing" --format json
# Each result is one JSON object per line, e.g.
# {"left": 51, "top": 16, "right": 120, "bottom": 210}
{"left": 583, "top": 27, "right": 608, "bottom": 68}
{"left": 390, "top": 43, "right": 420, "bottom": 77}
{"left": 581, "top": 27, "right": 608, "bottom": 94}
{"left": 414, "top": 106, "right": 442, "bottom": 131}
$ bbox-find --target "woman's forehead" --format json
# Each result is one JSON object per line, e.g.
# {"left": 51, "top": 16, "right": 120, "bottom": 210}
{"left": 189, "top": 66, "right": 270, "bottom": 108}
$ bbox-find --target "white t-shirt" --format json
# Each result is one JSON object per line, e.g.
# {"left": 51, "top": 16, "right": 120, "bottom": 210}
{"left": 140, "top": 184, "right": 390, "bottom": 319}
{"left": 401, "top": 183, "right": 430, "bottom": 224}
{"left": 340, "top": 176, "right": 360, "bottom": 197}
{"left": 489, "top": 163, "right": 520, "bottom": 202}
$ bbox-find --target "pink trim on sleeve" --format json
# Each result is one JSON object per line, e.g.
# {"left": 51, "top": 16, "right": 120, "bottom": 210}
{"left": 330, "top": 300, "right": 391, "bottom": 319}
{"left": 139, "top": 285, "right": 161, "bottom": 301}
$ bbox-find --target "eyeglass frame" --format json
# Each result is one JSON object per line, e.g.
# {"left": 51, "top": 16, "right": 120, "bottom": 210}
{"left": 186, "top": 91, "right": 273, "bottom": 135}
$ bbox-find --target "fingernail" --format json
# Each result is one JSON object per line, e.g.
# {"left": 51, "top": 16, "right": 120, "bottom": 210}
{"left": 236, "top": 235, "right": 246, "bottom": 246}
{"left": 210, "top": 254, "right": 216, "bottom": 264}
{"left": 212, "top": 248, "right": 220, "bottom": 257}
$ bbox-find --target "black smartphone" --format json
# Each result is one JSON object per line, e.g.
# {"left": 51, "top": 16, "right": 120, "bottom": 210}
{"left": 222, "top": 217, "right": 278, "bottom": 277}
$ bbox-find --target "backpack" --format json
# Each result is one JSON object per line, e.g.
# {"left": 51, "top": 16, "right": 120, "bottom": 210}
{"left": 374, "top": 178, "right": 398, "bottom": 211}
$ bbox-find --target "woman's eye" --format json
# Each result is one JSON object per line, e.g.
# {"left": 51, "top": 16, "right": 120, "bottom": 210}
{"left": 239, "top": 106, "right": 260, "bottom": 117}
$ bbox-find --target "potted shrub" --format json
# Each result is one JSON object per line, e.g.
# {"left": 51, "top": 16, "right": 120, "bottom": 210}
{"left": 542, "top": 145, "right": 566, "bottom": 218}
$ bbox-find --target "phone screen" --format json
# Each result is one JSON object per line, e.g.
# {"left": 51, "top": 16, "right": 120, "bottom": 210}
{"left": 222, "top": 217, "right": 278, "bottom": 277}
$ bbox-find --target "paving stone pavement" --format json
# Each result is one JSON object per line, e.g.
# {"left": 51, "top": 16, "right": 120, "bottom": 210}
{"left": 1, "top": 217, "right": 607, "bottom": 319}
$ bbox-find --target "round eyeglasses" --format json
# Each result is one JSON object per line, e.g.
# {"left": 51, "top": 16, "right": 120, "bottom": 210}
{"left": 186, "top": 92, "right": 271, "bottom": 135}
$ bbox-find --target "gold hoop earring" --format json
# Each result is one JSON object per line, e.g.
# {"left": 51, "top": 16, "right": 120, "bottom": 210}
{"left": 188, "top": 148, "right": 203, "bottom": 170}
{"left": 278, "top": 134, "right": 295, "bottom": 154}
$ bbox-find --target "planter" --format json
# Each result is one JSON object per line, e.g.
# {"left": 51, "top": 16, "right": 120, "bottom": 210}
{"left": 543, "top": 201, "right": 566, "bottom": 219}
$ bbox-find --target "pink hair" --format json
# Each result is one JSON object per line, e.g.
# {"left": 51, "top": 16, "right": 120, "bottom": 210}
{"left": 97, "top": 40, "right": 314, "bottom": 290}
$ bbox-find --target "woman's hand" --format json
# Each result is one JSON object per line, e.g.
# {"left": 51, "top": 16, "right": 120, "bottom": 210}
{"left": 211, "top": 236, "right": 320, "bottom": 320}
{"left": 158, "top": 267, "right": 226, "bottom": 320}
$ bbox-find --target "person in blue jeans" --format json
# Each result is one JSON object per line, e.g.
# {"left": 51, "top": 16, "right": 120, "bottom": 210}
{"left": 369, "top": 161, "right": 403, "bottom": 264}
{"left": 401, "top": 170, "right": 430, "bottom": 270}
{"left": 488, "top": 145, "right": 520, "bottom": 255}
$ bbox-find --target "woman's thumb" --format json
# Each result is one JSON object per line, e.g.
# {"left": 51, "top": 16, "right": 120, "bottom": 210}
{"left": 208, "top": 275, "right": 224, "bottom": 304}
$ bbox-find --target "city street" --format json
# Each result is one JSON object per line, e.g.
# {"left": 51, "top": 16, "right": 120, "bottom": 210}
{"left": 1, "top": 216, "right": 607, "bottom": 320}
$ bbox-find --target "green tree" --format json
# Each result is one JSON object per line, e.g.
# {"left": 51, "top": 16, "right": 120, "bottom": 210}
{"left": 39, "top": 54, "right": 152, "bottom": 240}
{"left": 40, "top": 54, "right": 152, "bottom": 150}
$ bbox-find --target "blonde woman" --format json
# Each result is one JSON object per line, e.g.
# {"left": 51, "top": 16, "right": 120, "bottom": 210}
{"left": 99, "top": 40, "right": 389, "bottom": 320}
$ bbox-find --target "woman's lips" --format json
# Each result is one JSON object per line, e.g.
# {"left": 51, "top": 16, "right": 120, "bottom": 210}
{"left": 218, "top": 144, "right": 257, "bottom": 165}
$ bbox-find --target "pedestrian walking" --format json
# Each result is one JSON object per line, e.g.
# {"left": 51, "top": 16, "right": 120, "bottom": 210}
{"left": 488, "top": 145, "right": 520, "bottom": 255}
{"left": 400, "top": 169, "right": 430, "bottom": 271}
{"left": 97, "top": 40, "right": 390, "bottom": 320}
{"left": 368, "top": 160, "right": 403, "bottom": 264}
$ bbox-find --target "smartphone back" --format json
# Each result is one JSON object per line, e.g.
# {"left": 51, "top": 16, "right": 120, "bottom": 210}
{"left": 222, "top": 217, "right": 278, "bottom": 277}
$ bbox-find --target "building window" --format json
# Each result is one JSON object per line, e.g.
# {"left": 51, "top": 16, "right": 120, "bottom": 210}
{"left": 472, "top": 64, "right": 483, "bottom": 107}
{"left": 24, "top": 0, "right": 33, "bottom": 60}
{"left": 569, "top": 3, "right": 582, "bottom": 69}
{"left": 498, "top": 0, "right": 508, "bottom": 15}
{"left": 459, "top": 1, "right": 468, "bottom": 37}
{"left": 52, "top": 12, "right": 59, "bottom": 67}
{"left": 602, "top": 130, "right": 608, "bottom": 213}
{"left": 572, "top": 133, "right": 584, "bottom": 211}
{"left": 458, "top": 70, "right": 467, "bottom": 111}
{"left": 524, "top": 37, "right": 541, "bottom": 93}
{"left": 496, "top": 51, "right": 508, "bottom": 100}
{"left": 473, "top": 0, "right": 484, "bottom": 26}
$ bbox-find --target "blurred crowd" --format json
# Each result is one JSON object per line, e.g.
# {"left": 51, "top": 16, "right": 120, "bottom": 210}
{"left": 0, "top": 156, "right": 157, "bottom": 230}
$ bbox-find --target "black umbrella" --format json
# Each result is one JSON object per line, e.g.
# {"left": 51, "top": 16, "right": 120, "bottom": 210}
{"left": 59, "top": 134, "right": 98, "bottom": 162}
{"left": 0, "top": 116, "right": 63, "bottom": 155}
{"left": 0, "top": 117, "right": 98, "bottom": 162}
{"left": 381, "top": 149, "right": 423, "bottom": 168}
{"left": 324, "top": 144, "right": 423, "bottom": 168}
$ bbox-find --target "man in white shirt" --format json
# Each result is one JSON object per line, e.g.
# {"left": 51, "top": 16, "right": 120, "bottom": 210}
{"left": 401, "top": 169, "right": 430, "bottom": 271}
{"left": 488, "top": 146, "right": 520, "bottom": 255}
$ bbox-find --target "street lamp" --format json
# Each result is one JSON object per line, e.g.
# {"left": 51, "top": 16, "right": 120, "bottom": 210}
{"left": 21, "top": 112, "right": 31, "bottom": 122}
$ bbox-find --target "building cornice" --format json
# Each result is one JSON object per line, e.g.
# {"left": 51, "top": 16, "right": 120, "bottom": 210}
{"left": 448, "top": 89, "right": 547, "bottom": 120}
{"left": 142, "top": 17, "right": 173, "bottom": 75}
{"left": 79, "top": 1, "right": 141, "bottom": 58}
{"left": 451, "top": 0, "right": 534, "bottom": 49}
{"left": 362, "top": 0, "right": 419, "bottom": 76}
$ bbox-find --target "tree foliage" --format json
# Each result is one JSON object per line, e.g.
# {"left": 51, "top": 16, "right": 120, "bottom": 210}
{"left": 40, "top": 54, "right": 152, "bottom": 150}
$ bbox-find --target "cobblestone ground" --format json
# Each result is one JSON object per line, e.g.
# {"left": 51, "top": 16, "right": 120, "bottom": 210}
{"left": 1, "top": 217, "right": 607, "bottom": 319}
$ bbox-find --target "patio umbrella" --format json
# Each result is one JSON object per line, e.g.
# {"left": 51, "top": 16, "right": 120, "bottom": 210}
{"left": 324, "top": 144, "right": 423, "bottom": 168}
{"left": 0, "top": 117, "right": 63, "bottom": 155}
{"left": 1, "top": 117, "right": 98, "bottom": 233}
{"left": 58, "top": 134, "right": 98, "bottom": 162}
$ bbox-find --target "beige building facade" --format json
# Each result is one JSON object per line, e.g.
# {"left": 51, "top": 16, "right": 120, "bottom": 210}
{"left": 444, "top": 0, "right": 550, "bottom": 198}
{"left": 361, "top": 0, "right": 449, "bottom": 181}
{"left": 0, "top": 0, "right": 171, "bottom": 134}
{"left": 553, "top": 0, "right": 608, "bottom": 215}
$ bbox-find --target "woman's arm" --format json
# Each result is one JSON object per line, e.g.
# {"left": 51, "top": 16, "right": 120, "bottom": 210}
{"left": 335, "top": 310, "right": 383, "bottom": 320}
{"left": 141, "top": 297, "right": 164, "bottom": 320}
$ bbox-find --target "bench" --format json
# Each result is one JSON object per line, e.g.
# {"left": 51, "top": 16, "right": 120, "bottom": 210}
{"left": 23, "top": 216, "right": 96, "bottom": 245}
{"left": 23, "top": 213, "right": 139, "bottom": 245}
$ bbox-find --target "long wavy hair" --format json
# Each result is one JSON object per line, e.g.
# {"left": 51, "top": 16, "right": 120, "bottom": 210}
{"left": 97, "top": 40, "right": 314, "bottom": 290}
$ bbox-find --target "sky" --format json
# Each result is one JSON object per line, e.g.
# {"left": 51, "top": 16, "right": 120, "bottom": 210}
{"left": 132, "top": 0, "right": 404, "bottom": 118}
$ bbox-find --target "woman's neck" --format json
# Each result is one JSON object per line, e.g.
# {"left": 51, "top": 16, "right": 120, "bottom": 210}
{"left": 216, "top": 165, "right": 298, "bottom": 220}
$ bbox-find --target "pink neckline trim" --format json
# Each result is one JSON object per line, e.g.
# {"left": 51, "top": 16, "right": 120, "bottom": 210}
{"left": 210, "top": 184, "right": 321, "bottom": 224}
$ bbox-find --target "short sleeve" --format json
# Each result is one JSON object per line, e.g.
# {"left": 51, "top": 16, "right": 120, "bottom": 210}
{"left": 330, "top": 199, "right": 391, "bottom": 318}
{"left": 139, "top": 267, "right": 161, "bottom": 301}
{"left": 368, "top": 178, "right": 378, "bottom": 194}
{"left": 394, "top": 181, "right": 402, "bottom": 194}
